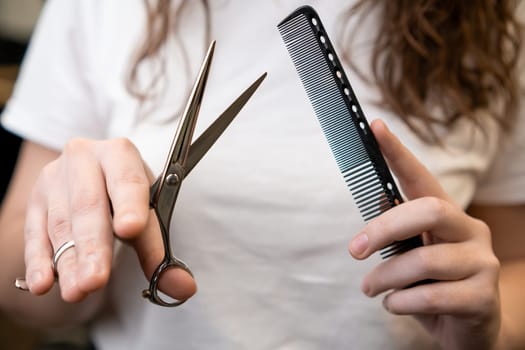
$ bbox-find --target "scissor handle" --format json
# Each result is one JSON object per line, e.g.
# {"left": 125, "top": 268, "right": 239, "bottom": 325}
{"left": 142, "top": 255, "right": 193, "bottom": 307}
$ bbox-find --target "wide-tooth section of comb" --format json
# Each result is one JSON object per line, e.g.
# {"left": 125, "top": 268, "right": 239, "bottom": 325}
{"left": 278, "top": 6, "right": 423, "bottom": 259}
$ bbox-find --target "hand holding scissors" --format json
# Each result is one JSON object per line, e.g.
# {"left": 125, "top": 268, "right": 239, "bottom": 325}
{"left": 15, "top": 41, "right": 266, "bottom": 308}
{"left": 144, "top": 41, "right": 266, "bottom": 306}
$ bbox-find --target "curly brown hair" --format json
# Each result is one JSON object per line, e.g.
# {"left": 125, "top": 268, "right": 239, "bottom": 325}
{"left": 341, "top": 0, "right": 522, "bottom": 142}
{"left": 128, "top": 0, "right": 522, "bottom": 143}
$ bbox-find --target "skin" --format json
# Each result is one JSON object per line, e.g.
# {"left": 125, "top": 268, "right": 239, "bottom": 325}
{"left": 0, "top": 120, "right": 523, "bottom": 349}
{"left": 349, "top": 120, "right": 525, "bottom": 349}
{"left": 0, "top": 139, "right": 195, "bottom": 326}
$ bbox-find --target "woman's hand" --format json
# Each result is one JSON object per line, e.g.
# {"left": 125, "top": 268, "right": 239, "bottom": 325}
{"left": 349, "top": 120, "right": 501, "bottom": 350}
{"left": 22, "top": 138, "right": 196, "bottom": 303}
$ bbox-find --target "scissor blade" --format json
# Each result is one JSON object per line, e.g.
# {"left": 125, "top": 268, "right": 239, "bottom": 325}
{"left": 185, "top": 72, "right": 267, "bottom": 175}
{"left": 151, "top": 41, "right": 215, "bottom": 216}
{"left": 165, "top": 40, "right": 215, "bottom": 172}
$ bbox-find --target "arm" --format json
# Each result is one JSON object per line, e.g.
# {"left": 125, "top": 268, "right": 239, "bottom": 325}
{"left": 467, "top": 204, "right": 525, "bottom": 349}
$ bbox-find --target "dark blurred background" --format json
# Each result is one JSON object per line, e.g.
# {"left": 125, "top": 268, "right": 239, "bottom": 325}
{"left": 0, "top": 0, "right": 40, "bottom": 200}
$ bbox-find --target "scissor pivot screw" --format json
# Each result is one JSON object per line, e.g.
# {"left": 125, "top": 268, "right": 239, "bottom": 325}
{"left": 165, "top": 173, "right": 180, "bottom": 186}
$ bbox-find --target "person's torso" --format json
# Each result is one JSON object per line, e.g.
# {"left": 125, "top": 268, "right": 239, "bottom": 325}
{"left": 88, "top": 1, "right": 500, "bottom": 349}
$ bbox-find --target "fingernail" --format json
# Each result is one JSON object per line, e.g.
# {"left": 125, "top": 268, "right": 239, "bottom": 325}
{"left": 351, "top": 234, "right": 368, "bottom": 255}
{"left": 15, "top": 278, "right": 29, "bottom": 291}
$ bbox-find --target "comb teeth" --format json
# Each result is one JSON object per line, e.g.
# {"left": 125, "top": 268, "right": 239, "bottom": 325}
{"left": 344, "top": 161, "right": 392, "bottom": 221}
{"left": 279, "top": 11, "right": 368, "bottom": 174}
{"left": 278, "top": 6, "right": 423, "bottom": 258}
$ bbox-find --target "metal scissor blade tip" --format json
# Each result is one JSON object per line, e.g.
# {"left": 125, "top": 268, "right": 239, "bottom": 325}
{"left": 256, "top": 72, "right": 268, "bottom": 84}
{"left": 202, "top": 40, "right": 216, "bottom": 68}
{"left": 243, "top": 72, "right": 267, "bottom": 97}
{"left": 198, "top": 43, "right": 215, "bottom": 82}
{"left": 184, "top": 72, "right": 267, "bottom": 175}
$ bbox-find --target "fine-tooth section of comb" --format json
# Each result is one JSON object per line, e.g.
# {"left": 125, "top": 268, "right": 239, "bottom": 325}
{"left": 278, "top": 6, "right": 423, "bottom": 259}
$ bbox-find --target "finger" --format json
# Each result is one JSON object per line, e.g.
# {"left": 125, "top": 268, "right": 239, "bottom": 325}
{"left": 44, "top": 179, "right": 85, "bottom": 302}
{"left": 64, "top": 140, "right": 114, "bottom": 297}
{"left": 96, "top": 138, "right": 151, "bottom": 240}
{"left": 23, "top": 171, "right": 55, "bottom": 294}
{"left": 362, "top": 242, "right": 478, "bottom": 296}
{"left": 382, "top": 277, "right": 499, "bottom": 316}
{"left": 37, "top": 151, "right": 92, "bottom": 302}
{"left": 132, "top": 214, "right": 197, "bottom": 302}
{"left": 349, "top": 196, "right": 475, "bottom": 259}
{"left": 370, "top": 119, "right": 452, "bottom": 203}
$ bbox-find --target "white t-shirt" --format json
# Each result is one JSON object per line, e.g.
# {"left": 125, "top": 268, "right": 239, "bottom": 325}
{"left": 2, "top": 1, "right": 525, "bottom": 349}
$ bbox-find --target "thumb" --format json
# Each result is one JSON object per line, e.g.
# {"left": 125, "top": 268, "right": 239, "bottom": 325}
{"left": 130, "top": 212, "right": 197, "bottom": 303}
{"left": 370, "top": 119, "right": 451, "bottom": 203}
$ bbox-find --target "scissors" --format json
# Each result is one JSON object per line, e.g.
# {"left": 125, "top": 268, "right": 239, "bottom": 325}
{"left": 143, "top": 41, "right": 267, "bottom": 307}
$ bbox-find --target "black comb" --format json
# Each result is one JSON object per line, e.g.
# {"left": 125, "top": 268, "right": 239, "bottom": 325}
{"left": 278, "top": 6, "right": 423, "bottom": 258}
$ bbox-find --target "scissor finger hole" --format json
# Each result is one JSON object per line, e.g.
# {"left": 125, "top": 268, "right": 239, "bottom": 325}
{"left": 144, "top": 286, "right": 186, "bottom": 307}
{"left": 143, "top": 258, "right": 193, "bottom": 307}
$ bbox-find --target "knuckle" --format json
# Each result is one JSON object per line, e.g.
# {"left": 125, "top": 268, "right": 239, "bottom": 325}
{"left": 420, "top": 288, "right": 440, "bottom": 313}
{"left": 70, "top": 191, "right": 106, "bottom": 217}
{"left": 414, "top": 248, "right": 436, "bottom": 276}
{"left": 113, "top": 171, "right": 149, "bottom": 188}
{"left": 368, "top": 216, "right": 391, "bottom": 239}
{"left": 77, "top": 237, "right": 103, "bottom": 259}
{"left": 37, "top": 161, "right": 63, "bottom": 193}
{"left": 63, "top": 137, "right": 93, "bottom": 155}
{"left": 423, "top": 196, "right": 448, "bottom": 223}
{"left": 472, "top": 217, "right": 492, "bottom": 241}
{"left": 104, "top": 139, "right": 149, "bottom": 186}
{"left": 483, "top": 254, "right": 501, "bottom": 275}
{"left": 24, "top": 221, "right": 41, "bottom": 241}
{"left": 108, "top": 137, "right": 139, "bottom": 155}
{"left": 47, "top": 206, "right": 71, "bottom": 241}
{"left": 490, "top": 255, "right": 501, "bottom": 271}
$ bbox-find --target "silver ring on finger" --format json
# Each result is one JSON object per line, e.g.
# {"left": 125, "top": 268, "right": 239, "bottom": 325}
{"left": 52, "top": 240, "right": 76, "bottom": 277}
{"left": 13, "top": 240, "right": 76, "bottom": 291}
